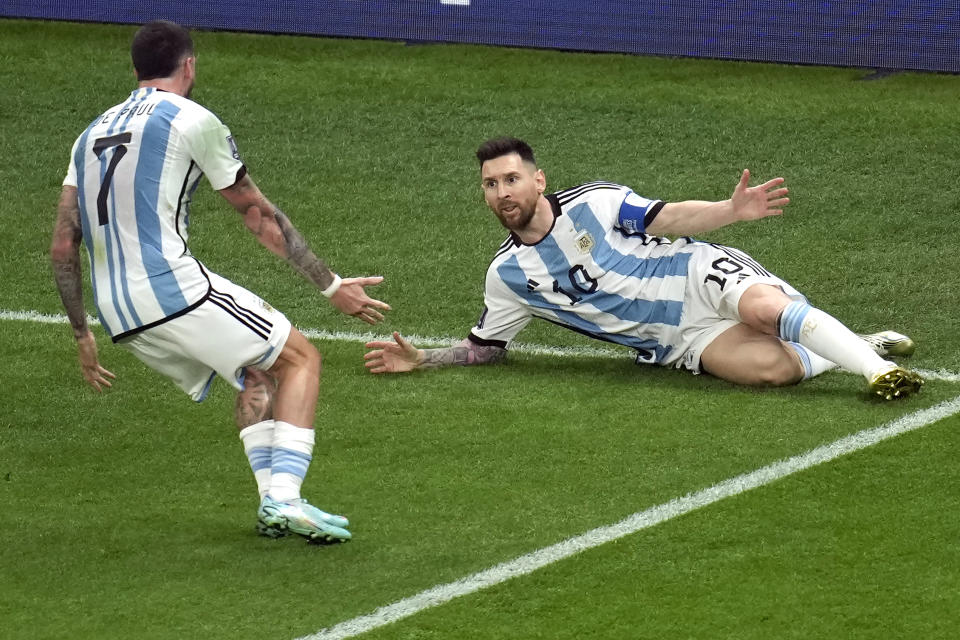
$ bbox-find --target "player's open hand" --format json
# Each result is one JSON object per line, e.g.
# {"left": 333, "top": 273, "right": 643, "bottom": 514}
{"left": 76, "top": 330, "right": 116, "bottom": 392}
{"left": 364, "top": 332, "right": 421, "bottom": 373}
{"left": 330, "top": 276, "right": 391, "bottom": 325}
{"left": 730, "top": 169, "right": 789, "bottom": 221}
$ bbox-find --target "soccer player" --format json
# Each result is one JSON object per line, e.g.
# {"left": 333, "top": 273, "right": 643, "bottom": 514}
{"left": 364, "top": 137, "right": 922, "bottom": 399}
{"left": 50, "top": 20, "right": 385, "bottom": 542}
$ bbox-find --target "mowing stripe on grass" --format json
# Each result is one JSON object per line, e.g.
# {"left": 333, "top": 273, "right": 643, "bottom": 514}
{"left": 298, "top": 394, "right": 960, "bottom": 640}
{"left": 4, "top": 308, "right": 958, "bottom": 382}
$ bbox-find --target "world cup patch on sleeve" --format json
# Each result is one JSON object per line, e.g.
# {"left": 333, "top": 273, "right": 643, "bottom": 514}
{"left": 226, "top": 135, "right": 241, "bottom": 160}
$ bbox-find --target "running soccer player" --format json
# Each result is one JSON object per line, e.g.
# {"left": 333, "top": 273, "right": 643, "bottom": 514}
{"left": 364, "top": 137, "right": 922, "bottom": 400}
{"left": 50, "top": 20, "right": 386, "bottom": 542}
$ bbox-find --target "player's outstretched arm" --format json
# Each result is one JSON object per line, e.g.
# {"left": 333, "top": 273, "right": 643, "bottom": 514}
{"left": 645, "top": 169, "right": 789, "bottom": 236}
{"left": 51, "top": 186, "right": 116, "bottom": 392}
{"left": 219, "top": 174, "right": 390, "bottom": 324}
{"left": 364, "top": 332, "right": 506, "bottom": 374}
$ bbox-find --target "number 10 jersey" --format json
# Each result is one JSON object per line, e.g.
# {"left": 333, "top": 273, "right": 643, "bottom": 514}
{"left": 468, "top": 182, "right": 801, "bottom": 371}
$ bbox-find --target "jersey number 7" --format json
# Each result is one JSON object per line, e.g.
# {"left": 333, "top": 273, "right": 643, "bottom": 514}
{"left": 92, "top": 132, "right": 133, "bottom": 226}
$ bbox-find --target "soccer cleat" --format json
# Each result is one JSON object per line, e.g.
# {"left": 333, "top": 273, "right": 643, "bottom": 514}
{"left": 257, "top": 496, "right": 352, "bottom": 543}
{"left": 868, "top": 364, "right": 924, "bottom": 400}
{"left": 256, "top": 519, "right": 288, "bottom": 539}
{"left": 859, "top": 330, "right": 916, "bottom": 357}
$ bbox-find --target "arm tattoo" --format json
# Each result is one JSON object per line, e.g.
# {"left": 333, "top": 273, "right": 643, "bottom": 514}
{"left": 420, "top": 343, "right": 506, "bottom": 368}
{"left": 51, "top": 200, "right": 89, "bottom": 339}
{"left": 273, "top": 208, "right": 336, "bottom": 291}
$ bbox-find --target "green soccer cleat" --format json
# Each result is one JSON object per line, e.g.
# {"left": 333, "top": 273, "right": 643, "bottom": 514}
{"left": 859, "top": 330, "right": 916, "bottom": 357}
{"left": 868, "top": 364, "right": 924, "bottom": 400}
{"left": 257, "top": 496, "right": 352, "bottom": 543}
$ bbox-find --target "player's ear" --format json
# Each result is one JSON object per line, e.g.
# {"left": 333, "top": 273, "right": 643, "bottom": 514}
{"left": 535, "top": 169, "right": 546, "bottom": 194}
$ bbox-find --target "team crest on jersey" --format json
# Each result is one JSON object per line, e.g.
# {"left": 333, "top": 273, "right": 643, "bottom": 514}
{"left": 259, "top": 299, "right": 275, "bottom": 314}
{"left": 574, "top": 230, "right": 595, "bottom": 254}
{"left": 226, "top": 135, "right": 241, "bottom": 160}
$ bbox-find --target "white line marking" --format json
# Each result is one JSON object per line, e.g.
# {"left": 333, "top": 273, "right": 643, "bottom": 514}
{"left": 297, "top": 394, "right": 960, "bottom": 640}
{"left": 5, "top": 308, "right": 958, "bottom": 382}
{"left": 6, "top": 309, "right": 954, "bottom": 632}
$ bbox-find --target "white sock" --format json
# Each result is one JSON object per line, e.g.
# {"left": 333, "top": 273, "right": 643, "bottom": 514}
{"left": 779, "top": 301, "right": 891, "bottom": 379}
{"left": 239, "top": 420, "right": 274, "bottom": 500}
{"left": 785, "top": 342, "right": 837, "bottom": 379}
{"left": 269, "top": 421, "right": 315, "bottom": 502}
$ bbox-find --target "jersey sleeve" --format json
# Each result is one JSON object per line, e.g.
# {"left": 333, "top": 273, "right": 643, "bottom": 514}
{"left": 183, "top": 107, "right": 245, "bottom": 190}
{"left": 615, "top": 190, "right": 665, "bottom": 235}
{"left": 62, "top": 136, "right": 81, "bottom": 188}
{"left": 467, "top": 264, "right": 532, "bottom": 348}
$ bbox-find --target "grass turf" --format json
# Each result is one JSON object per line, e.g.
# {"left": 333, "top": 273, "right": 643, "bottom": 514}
{"left": 0, "top": 18, "right": 958, "bottom": 640}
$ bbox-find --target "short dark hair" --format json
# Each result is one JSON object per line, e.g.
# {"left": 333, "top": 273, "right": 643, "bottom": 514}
{"left": 131, "top": 20, "right": 194, "bottom": 81}
{"left": 476, "top": 137, "right": 537, "bottom": 167}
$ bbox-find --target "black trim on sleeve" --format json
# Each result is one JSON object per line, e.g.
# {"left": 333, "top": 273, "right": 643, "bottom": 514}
{"left": 643, "top": 201, "right": 666, "bottom": 228}
{"left": 467, "top": 332, "right": 508, "bottom": 349}
{"left": 234, "top": 165, "right": 247, "bottom": 184}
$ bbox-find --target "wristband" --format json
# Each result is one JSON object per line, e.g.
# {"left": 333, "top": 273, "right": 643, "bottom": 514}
{"left": 321, "top": 274, "right": 342, "bottom": 298}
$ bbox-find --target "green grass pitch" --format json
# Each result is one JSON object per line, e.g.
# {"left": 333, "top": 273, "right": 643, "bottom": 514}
{"left": 1, "top": 18, "right": 958, "bottom": 640}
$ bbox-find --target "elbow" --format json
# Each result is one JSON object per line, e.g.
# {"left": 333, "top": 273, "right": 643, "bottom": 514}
{"left": 50, "top": 241, "right": 71, "bottom": 264}
{"left": 50, "top": 234, "right": 79, "bottom": 265}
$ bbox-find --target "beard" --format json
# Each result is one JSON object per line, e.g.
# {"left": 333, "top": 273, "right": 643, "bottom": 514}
{"left": 494, "top": 200, "right": 537, "bottom": 231}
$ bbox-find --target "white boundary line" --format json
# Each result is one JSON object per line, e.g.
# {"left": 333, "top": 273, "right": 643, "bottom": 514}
{"left": 298, "top": 394, "right": 960, "bottom": 640}
{"left": 5, "top": 308, "right": 958, "bottom": 382}
{"left": 6, "top": 309, "right": 957, "bottom": 635}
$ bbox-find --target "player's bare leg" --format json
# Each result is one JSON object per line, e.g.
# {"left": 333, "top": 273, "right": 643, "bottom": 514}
{"left": 265, "top": 328, "right": 320, "bottom": 429}
{"left": 734, "top": 284, "right": 922, "bottom": 399}
{"left": 236, "top": 368, "right": 278, "bottom": 504}
{"left": 254, "top": 327, "right": 350, "bottom": 542}
{"left": 700, "top": 323, "right": 804, "bottom": 386}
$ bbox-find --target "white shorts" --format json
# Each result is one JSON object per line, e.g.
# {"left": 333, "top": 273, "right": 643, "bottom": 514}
{"left": 117, "top": 272, "right": 292, "bottom": 401}
{"left": 668, "top": 242, "right": 805, "bottom": 374}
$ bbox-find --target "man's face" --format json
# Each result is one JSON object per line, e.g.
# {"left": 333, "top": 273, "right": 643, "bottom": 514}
{"left": 481, "top": 153, "right": 544, "bottom": 232}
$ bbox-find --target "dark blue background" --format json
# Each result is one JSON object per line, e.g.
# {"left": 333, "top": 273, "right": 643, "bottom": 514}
{"left": 3, "top": 1, "right": 958, "bottom": 72}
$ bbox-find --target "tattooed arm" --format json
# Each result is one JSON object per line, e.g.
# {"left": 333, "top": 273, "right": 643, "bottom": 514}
{"left": 218, "top": 173, "right": 390, "bottom": 324}
{"left": 51, "top": 186, "right": 115, "bottom": 392}
{"left": 364, "top": 332, "right": 506, "bottom": 374}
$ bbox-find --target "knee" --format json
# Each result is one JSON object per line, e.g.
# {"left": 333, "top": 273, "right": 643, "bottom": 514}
{"left": 295, "top": 339, "right": 322, "bottom": 380}
{"left": 271, "top": 330, "right": 322, "bottom": 382}
{"left": 738, "top": 285, "right": 791, "bottom": 334}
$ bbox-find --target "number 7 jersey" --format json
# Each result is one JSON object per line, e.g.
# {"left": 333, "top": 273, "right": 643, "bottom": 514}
{"left": 63, "top": 87, "right": 244, "bottom": 342}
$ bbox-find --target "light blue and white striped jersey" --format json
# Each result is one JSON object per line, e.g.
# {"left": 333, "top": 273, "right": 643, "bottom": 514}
{"left": 469, "top": 182, "right": 701, "bottom": 365}
{"left": 63, "top": 87, "right": 244, "bottom": 341}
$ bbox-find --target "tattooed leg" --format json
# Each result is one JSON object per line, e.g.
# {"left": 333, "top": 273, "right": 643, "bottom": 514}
{"left": 236, "top": 368, "right": 277, "bottom": 429}
{"left": 237, "top": 368, "right": 278, "bottom": 500}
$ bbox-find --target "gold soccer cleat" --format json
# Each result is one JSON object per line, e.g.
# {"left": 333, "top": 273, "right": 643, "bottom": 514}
{"left": 868, "top": 365, "right": 924, "bottom": 400}
{"left": 859, "top": 330, "right": 916, "bottom": 357}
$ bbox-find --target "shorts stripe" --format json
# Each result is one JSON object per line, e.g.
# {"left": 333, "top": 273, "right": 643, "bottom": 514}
{"left": 712, "top": 244, "right": 773, "bottom": 277}
{"left": 209, "top": 289, "right": 272, "bottom": 333}
{"left": 208, "top": 289, "right": 273, "bottom": 335}
{"left": 208, "top": 292, "right": 270, "bottom": 340}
